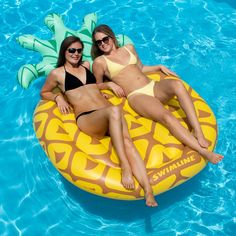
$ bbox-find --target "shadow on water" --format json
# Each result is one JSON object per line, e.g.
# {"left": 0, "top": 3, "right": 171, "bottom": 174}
{"left": 62, "top": 167, "right": 208, "bottom": 232}
{"left": 214, "top": 0, "right": 236, "bottom": 8}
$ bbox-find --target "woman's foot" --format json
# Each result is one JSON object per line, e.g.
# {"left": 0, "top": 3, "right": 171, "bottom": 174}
{"left": 197, "top": 136, "right": 210, "bottom": 148}
{"left": 145, "top": 192, "right": 158, "bottom": 207}
{"left": 149, "top": 178, "right": 155, "bottom": 186}
{"left": 201, "top": 149, "right": 224, "bottom": 164}
{"left": 121, "top": 168, "right": 135, "bottom": 190}
{"left": 194, "top": 131, "right": 210, "bottom": 148}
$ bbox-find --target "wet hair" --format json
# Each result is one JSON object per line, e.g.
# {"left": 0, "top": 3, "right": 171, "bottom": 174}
{"left": 91, "top": 24, "right": 119, "bottom": 60}
{"left": 57, "top": 36, "right": 84, "bottom": 68}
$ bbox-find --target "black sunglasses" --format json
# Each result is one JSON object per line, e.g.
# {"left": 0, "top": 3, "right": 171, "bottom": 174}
{"left": 95, "top": 36, "right": 110, "bottom": 46}
{"left": 67, "top": 48, "right": 83, "bottom": 54}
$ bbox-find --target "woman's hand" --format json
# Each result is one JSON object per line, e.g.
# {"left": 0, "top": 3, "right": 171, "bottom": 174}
{"left": 55, "top": 95, "right": 73, "bottom": 114}
{"left": 108, "top": 82, "right": 126, "bottom": 97}
{"left": 142, "top": 64, "right": 178, "bottom": 77}
{"left": 101, "top": 92, "right": 109, "bottom": 99}
{"left": 159, "top": 65, "right": 178, "bottom": 77}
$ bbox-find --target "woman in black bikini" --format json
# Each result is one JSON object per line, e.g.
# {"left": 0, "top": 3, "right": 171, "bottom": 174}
{"left": 40, "top": 36, "right": 157, "bottom": 207}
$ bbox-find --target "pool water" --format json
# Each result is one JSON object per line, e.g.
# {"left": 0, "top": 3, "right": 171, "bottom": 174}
{"left": 1, "top": 0, "right": 235, "bottom": 235}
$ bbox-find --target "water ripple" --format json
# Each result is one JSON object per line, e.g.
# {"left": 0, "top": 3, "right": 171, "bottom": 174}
{"left": 0, "top": 0, "right": 235, "bottom": 235}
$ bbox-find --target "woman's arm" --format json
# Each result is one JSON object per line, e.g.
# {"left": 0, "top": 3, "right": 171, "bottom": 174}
{"left": 40, "top": 70, "right": 72, "bottom": 114}
{"left": 92, "top": 58, "right": 125, "bottom": 97}
{"left": 92, "top": 58, "right": 105, "bottom": 84}
{"left": 127, "top": 44, "right": 177, "bottom": 76}
{"left": 40, "top": 70, "right": 62, "bottom": 100}
{"left": 142, "top": 64, "right": 177, "bottom": 76}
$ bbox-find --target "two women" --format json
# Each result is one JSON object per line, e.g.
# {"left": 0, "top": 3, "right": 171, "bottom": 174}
{"left": 41, "top": 36, "right": 157, "bottom": 207}
{"left": 91, "top": 24, "right": 223, "bottom": 164}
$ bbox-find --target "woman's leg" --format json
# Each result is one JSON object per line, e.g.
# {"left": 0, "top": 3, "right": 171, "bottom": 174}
{"left": 128, "top": 94, "right": 223, "bottom": 164}
{"left": 77, "top": 106, "right": 134, "bottom": 189}
{"left": 154, "top": 79, "right": 209, "bottom": 148}
{"left": 120, "top": 116, "right": 157, "bottom": 207}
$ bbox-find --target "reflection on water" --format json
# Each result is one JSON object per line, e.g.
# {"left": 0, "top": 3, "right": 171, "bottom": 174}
{"left": 214, "top": 0, "right": 236, "bottom": 8}
{"left": 1, "top": 0, "right": 235, "bottom": 235}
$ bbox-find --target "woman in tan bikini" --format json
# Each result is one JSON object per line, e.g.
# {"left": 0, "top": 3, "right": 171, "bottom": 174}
{"left": 40, "top": 35, "right": 157, "bottom": 207}
{"left": 91, "top": 24, "right": 223, "bottom": 165}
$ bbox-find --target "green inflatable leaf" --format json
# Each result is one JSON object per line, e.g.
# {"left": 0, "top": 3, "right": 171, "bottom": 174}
{"left": 16, "top": 13, "right": 133, "bottom": 89}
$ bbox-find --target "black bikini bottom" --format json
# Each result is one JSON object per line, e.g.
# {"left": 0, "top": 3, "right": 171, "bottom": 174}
{"left": 76, "top": 110, "right": 97, "bottom": 121}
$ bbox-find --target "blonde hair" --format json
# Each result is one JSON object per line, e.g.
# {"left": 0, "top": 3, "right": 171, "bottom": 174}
{"left": 91, "top": 24, "right": 119, "bottom": 60}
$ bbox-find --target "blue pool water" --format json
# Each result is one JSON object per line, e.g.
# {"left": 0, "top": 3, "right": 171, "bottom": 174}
{"left": 1, "top": 0, "right": 236, "bottom": 235}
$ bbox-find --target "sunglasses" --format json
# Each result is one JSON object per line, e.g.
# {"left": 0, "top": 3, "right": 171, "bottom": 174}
{"left": 95, "top": 36, "right": 110, "bottom": 46}
{"left": 67, "top": 48, "right": 83, "bottom": 54}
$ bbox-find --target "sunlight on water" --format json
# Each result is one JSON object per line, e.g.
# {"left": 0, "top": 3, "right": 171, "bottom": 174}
{"left": 0, "top": 0, "right": 235, "bottom": 235}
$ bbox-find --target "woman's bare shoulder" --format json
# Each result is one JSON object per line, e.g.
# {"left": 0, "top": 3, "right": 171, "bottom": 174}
{"left": 47, "top": 67, "right": 64, "bottom": 81}
{"left": 50, "top": 66, "right": 63, "bottom": 75}
{"left": 94, "top": 55, "right": 104, "bottom": 62}
{"left": 93, "top": 56, "right": 106, "bottom": 67}
{"left": 125, "top": 44, "right": 135, "bottom": 50}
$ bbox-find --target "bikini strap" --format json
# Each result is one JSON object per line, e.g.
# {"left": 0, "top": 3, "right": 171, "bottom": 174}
{"left": 102, "top": 55, "right": 109, "bottom": 62}
{"left": 123, "top": 46, "right": 131, "bottom": 54}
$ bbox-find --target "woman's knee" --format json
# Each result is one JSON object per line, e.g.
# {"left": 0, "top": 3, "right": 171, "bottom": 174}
{"left": 172, "top": 80, "right": 185, "bottom": 94}
{"left": 159, "top": 110, "right": 174, "bottom": 126}
{"left": 123, "top": 136, "right": 134, "bottom": 149}
{"left": 108, "top": 106, "right": 121, "bottom": 120}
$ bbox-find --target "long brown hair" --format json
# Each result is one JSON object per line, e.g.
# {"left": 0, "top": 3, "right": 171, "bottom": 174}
{"left": 91, "top": 24, "right": 119, "bottom": 60}
{"left": 57, "top": 36, "right": 84, "bottom": 67}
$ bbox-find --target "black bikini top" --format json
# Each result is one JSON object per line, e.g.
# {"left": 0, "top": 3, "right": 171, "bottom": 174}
{"left": 64, "top": 65, "right": 96, "bottom": 92}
